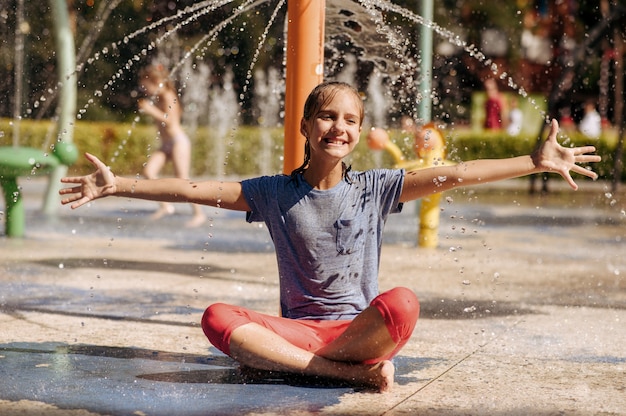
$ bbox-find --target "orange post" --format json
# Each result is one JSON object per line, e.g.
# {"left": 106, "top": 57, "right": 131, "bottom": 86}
{"left": 283, "top": 0, "right": 325, "bottom": 174}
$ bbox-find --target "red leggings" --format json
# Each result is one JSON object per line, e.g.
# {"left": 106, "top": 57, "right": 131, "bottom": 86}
{"left": 201, "top": 287, "right": 419, "bottom": 363}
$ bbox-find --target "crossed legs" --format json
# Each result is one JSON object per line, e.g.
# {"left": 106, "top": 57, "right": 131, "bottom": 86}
{"left": 202, "top": 287, "right": 419, "bottom": 392}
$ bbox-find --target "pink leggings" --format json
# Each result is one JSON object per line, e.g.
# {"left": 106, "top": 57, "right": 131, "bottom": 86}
{"left": 201, "top": 287, "right": 419, "bottom": 363}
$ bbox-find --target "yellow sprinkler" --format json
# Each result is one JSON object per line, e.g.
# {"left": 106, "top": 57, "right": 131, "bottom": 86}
{"left": 367, "top": 123, "right": 453, "bottom": 248}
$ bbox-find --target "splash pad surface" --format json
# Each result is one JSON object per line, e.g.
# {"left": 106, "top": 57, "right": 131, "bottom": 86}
{"left": 0, "top": 178, "right": 625, "bottom": 415}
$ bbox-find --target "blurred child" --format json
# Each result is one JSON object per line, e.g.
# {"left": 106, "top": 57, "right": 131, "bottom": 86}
{"left": 138, "top": 64, "right": 206, "bottom": 227}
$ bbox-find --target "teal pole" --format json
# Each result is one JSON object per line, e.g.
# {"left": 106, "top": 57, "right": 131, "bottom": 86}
{"left": 43, "top": 0, "right": 77, "bottom": 215}
{"left": 417, "top": 0, "right": 433, "bottom": 124}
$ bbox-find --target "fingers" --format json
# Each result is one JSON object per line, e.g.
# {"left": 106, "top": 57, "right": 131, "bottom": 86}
{"left": 57, "top": 153, "right": 107, "bottom": 209}
{"left": 575, "top": 154, "right": 601, "bottom": 163}
{"left": 60, "top": 193, "right": 85, "bottom": 208}
{"left": 571, "top": 164, "right": 599, "bottom": 180}
{"left": 562, "top": 173, "right": 578, "bottom": 190}
{"left": 548, "top": 118, "right": 559, "bottom": 139}
{"left": 69, "top": 197, "right": 90, "bottom": 210}
{"left": 59, "top": 186, "right": 85, "bottom": 207}
{"left": 59, "top": 185, "right": 82, "bottom": 195}
{"left": 560, "top": 166, "right": 596, "bottom": 191}
{"left": 85, "top": 152, "right": 106, "bottom": 168}
{"left": 59, "top": 194, "right": 77, "bottom": 205}
{"left": 569, "top": 143, "right": 601, "bottom": 181}
{"left": 60, "top": 176, "right": 83, "bottom": 184}
{"left": 548, "top": 121, "right": 601, "bottom": 185}
{"left": 60, "top": 191, "right": 91, "bottom": 209}
{"left": 573, "top": 145, "right": 600, "bottom": 157}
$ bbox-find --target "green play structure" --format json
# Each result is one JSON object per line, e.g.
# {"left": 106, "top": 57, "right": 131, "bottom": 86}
{"left": 1, "top": 0, "right": 78, "bottom": 237}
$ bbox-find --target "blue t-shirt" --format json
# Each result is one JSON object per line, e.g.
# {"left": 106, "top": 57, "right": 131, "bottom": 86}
{"left": 241, "top": 169, "right": 405, "bottom": 320}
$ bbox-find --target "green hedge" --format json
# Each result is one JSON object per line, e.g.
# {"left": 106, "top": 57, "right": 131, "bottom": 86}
{"left": 0, "top": 118, "right": 622, "bottom": 182}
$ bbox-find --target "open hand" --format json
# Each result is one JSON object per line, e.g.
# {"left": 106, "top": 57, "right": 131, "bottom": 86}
{"left": 59, "top": 153, "right": 117, "bottom": 209}
{"left": 532, "top": 119, "right": 601, "bottom": 190}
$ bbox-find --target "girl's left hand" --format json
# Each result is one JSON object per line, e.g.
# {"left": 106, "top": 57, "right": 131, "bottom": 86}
{"left": 532, "top": 119, "right": 601, "bottom": 190}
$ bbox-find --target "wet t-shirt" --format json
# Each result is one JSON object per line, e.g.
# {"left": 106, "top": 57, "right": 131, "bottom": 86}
{"left": 241, "top": 169, "right": 404, "bottom": 320}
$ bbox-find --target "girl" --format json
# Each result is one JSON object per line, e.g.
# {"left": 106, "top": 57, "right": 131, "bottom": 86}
{"left": 60, "top": 81, "right": 600, "bottom": 392}
{"left": 138, "top": 64, "right": 206, "bottom": 227}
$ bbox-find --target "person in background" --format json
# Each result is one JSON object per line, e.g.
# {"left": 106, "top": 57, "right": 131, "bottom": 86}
{"left": 483, "top": 78, "right": 504, "bottom": 130}
{"left": 558, "top": 107, "right": 577, "bottom": 134}
{"left": 138, "top": 63, "right": 206, "bottom": 227}
{"left": 60, "top": 81, "right": 600, "bottom": 393}
{"left": 579, "top": 99, "right": 602, "bottom": 140}
{"left": 507, "top": 96, "right": 523, "bottom": 136}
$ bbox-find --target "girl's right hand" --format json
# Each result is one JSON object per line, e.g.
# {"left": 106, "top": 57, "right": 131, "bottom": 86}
{"left": 59, "top": 153, "right": 117, "bottom": 209}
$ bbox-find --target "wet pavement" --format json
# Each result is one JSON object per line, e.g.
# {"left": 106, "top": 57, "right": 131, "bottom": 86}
{"left": 1, "top": 177, "right": 625, "bottom": 415}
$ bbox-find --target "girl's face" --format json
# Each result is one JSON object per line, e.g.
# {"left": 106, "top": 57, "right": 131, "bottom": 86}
{"left": 301, "top": 89, "right": 363, "bottom": 163}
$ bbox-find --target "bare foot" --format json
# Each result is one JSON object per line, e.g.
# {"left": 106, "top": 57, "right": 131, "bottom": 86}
{"left": 185, "top": 213, "right": 207, "bottom": 228}
{"left": 369, "top": 360, "right": 395, "bottom": 393}
{"left": 346, "top": 360, "right": 395, "bottom": 392}
{"left": 150, "top": 204, "right": 175, "bottom": 220}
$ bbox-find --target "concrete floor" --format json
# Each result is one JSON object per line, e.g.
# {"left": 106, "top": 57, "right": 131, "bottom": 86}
{"left": 1, "top": 177, "right": 625, "bottom": 415}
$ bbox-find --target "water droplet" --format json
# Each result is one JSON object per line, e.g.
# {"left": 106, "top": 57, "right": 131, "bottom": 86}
{"left": 463, "top": 305, "right": 476, "bottom": 313}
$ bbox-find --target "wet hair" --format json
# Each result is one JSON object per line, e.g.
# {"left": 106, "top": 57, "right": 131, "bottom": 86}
{"left": 138, "top": 63, "right": 175, "bottom": 92}
{"left": 291, "top": 81, "right": 363, "bottom": 180}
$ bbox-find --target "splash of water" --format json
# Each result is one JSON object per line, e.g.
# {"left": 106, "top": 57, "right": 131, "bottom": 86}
{"left": 254, "top": 67, "right": 282, "bottom": 175}
{"left": 241, "top": 0, "right": 287, "bottom": 99}
{"left": 77, "top": 0, "right": 251, "bottom": 121}
{"left": 361, "top": 0, "right": 546, "bottom": 121}
{"left": 208, "top": 69, "right": 240, "bottom": 178}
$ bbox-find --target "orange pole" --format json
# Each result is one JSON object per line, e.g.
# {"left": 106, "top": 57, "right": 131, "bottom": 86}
{"left": 283, "top": 0, "right": 325, "bottom": 174}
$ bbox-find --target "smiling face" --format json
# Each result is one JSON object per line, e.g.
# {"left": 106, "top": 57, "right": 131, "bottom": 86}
{"left": 300, "top": 83, "right": 364, "bottom": 165}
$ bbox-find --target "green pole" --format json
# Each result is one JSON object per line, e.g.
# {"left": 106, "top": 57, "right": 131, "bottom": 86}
{"left": 417, "top": 0, "right": 440, "bottom": 248}
{"left": 2, "top": 178, "right": 24, "bottom": 237}
{"left": 13, "top": 0, "right": 25, "bottom": 147}
{"left": 417, "top": 0, "right": 433, "bottom": 124}
{"left": 42, "top": 0, "right": 77, "bottom": 216}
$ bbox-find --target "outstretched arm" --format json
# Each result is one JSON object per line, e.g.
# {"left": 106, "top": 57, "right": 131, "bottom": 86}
{"left": 59, "top": 153, "right": 250, "bottom": 211}
{"left": 400, "top": 119, "right": 601, "bottom": 202}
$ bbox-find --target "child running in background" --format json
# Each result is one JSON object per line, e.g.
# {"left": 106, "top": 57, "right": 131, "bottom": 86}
{"left": 138, "top": 64, "right": 206, "bottom": 227}
{"left": 60, "top": 82, "right": 600, "bottom": 392}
